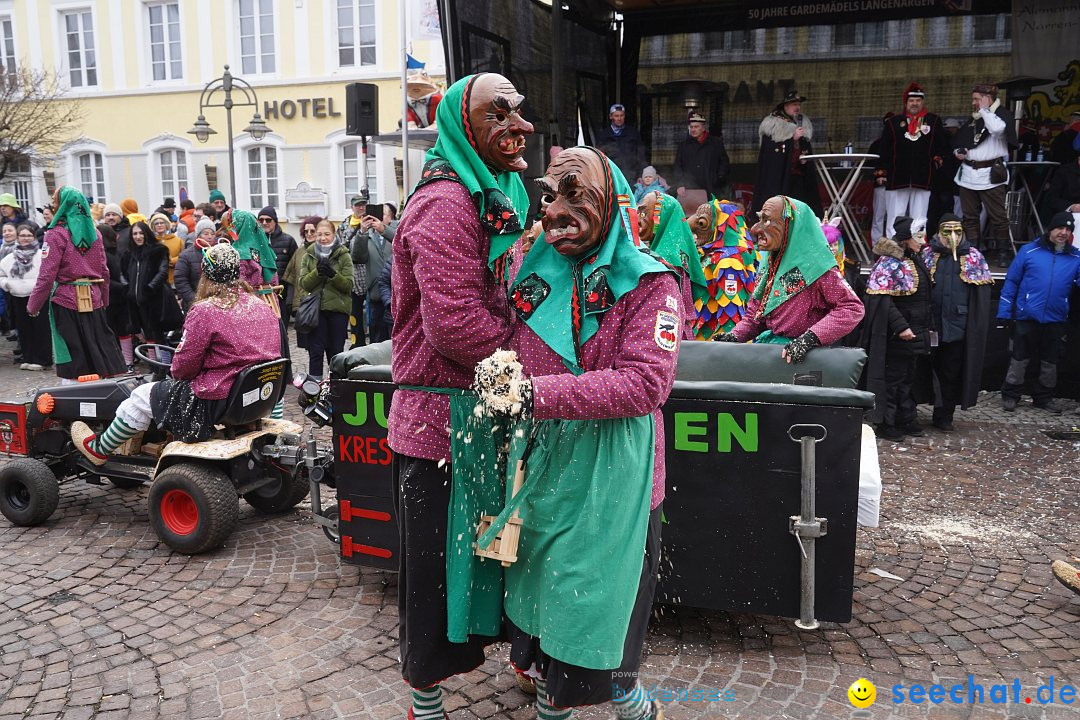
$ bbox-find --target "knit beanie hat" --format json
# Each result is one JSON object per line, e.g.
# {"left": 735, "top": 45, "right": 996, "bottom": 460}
{"left": 103, "top": 203, "right": 123, "bottom": 218}
{"left": 259, "top": 205, "right": 278, "bottom": 222}
{"left": 642, "top": 166, "right": 657, "bottom": 178}
{"left": 1048, "top": 211, "right": 1075, "bottom": 232}
{"left": 149, "top": 212, "right": 171, "bottom": 231}
{"left": 195, "top": 217, "right": 216, "bottom": 236}
{"left": 208, "top": 189, "right": 226, "bottom": 204}
{"left": 120, "top": 198, "right": 139, "bottom": 215}
{"left": 202, "top": 242, "right": 241, "bottom": 284}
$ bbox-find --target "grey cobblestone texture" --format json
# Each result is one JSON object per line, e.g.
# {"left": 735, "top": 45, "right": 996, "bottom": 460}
{"left": 0, "top": 339, "right": 1077, "bottom": 719}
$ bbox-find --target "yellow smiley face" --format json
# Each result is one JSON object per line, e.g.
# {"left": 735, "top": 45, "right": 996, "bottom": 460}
{"left": 848, "top": 678, "right": 876, "bottom": 708}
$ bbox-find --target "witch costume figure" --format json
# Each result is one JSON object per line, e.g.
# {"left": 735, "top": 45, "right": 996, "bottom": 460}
{"left": 456, "top": 147, "right": 679, "bottom": 720}
{"left": 637, "top": 190, "right": 708, "bottom": 338}
{"left": 685, "top": 199, "right": 758, "bottom": 339}
{"left": 714, "top": 195, "right": 864, "bottom": 363}
{"left": 385, "top": 73, "right": 533, "bottom": 720}
{"left": 69, "top": 243, "right": 282, "bottom": 463}
{"left": 27, "top": 187, "right": 125, "bottom": 381}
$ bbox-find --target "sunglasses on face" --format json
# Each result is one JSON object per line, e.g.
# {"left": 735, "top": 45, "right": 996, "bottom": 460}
{"left": 259, "top": 217, "right": 274, "bottom": 223}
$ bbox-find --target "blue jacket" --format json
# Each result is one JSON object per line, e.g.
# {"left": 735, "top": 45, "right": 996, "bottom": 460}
{"left": 997, "top": 238, "right": 1080, "bottom": 323}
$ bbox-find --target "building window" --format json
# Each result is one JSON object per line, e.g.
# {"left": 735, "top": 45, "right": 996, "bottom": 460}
{"left": 833, "top": 21, "right": 884, "bottom": 47}
{"left": 342, "top": 142, "right": 377, "bottom": 202}
{"left": 158, "top": 149, "right": 187, "bottom": 200}
{"left": 76, "top": 152, "right": 105, "bottom": 202}
{"left": 972, "top": 14, "right": 1010, "bottom": 43}
{"left": 337, "top": 0, "right": 376, "bottom": 67}
{"left": 247, "top": 146, "right": 279, "bottom": 209}
{"left": 147, "top": 3, "right": 182, "bottom": 81}
{"left": 12, "top": 180, "right": 31, "bottom": 214}
{"left": 61, "top": 10, "right": 97, "bottom": 88}
{"left": 238, "top": 0, "right": 275, "bottom": 74}
{"left": 702, "top": 30, "right": 753, "bottom": 54}
{"left": 1, "top": 16, "right": 15, "bottom": 84}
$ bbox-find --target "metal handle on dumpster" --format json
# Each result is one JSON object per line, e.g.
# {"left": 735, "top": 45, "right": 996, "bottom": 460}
{"left": 787, "top": 424, "right": 828, "bottom": 631}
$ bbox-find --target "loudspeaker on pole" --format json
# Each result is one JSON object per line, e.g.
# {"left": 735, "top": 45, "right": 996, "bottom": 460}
{"left": 346, "top": 83, "right": 379, "bottom": 136}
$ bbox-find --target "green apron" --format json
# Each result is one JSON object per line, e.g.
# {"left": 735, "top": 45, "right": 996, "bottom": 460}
{"left": 399, "top": 385, "right": 511, "bottom": 644}
{"left": 47, "top": 283, "right": 72, "bottom": 365}
{"left": 471, "top": 415, "right": 655, "bottom": 670}
{"left": 752, "top": 330, "right": 792, "bottom": 344}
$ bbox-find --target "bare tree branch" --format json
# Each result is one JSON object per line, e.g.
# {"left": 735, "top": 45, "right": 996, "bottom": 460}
{"left": 0, "top": 68, "right": 85, "bottom": 183}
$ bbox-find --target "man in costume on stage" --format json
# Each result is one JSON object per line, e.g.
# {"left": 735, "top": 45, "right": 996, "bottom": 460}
{"left": 714, "top": 195, "right": 863, "bottom": 362}
{"left": 874, "top": 83, "right": 950, "bottom": 238}
{"left": 753, "top": 91, "right": 821, "bottom": 217}
{"left": 468, "top": 146, "right": 680, "bottom": 720}
{"left": 387, "top": 72, "right": 533, "bottom": 720}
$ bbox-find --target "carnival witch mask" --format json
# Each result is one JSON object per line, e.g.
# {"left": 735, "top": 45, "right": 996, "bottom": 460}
{"left": 467, "top": 73, "right": 534, "bottom": 173}
{"left": 637, "top": 191, "right": 660, "bottom": 246}
{"left": 750, "top": 196, "right": 788, "bottom": 253}
{"left": 536, "top": 148, "right": 608, "bottom": 257}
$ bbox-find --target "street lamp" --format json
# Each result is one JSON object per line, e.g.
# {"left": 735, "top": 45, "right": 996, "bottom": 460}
{"left": 187, "top": 65, "right": 272, "bottom": 208}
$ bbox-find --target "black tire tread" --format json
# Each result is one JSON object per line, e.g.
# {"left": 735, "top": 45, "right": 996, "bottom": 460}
{"left": 0, "top": 459, "right": 59, "bottom": 526}
{"left": 148, "top": 463, "right": 238, "bottom": 554}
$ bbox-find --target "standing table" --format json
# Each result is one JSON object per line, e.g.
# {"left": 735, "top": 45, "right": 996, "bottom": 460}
{"left": 802, "top": 153, "right": 879, "bottom": 266}
{"left": 1006, "top": 160, "right": 1060, "bottom": 252}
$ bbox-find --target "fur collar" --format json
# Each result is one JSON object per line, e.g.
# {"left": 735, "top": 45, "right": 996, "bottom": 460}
{"left": 873, "top": 236, "right": 904, "bottom": 260}
{"left": 759, "top": 112, "right": 813, "bottom": 143}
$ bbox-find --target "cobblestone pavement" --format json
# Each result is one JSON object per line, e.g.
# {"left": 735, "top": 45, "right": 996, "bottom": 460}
{"left": 0, "top": 340, "right": 1078, "bottom": 720}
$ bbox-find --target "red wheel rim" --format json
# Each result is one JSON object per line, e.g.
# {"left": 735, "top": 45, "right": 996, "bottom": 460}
{"left": 160, "top": 489, "right": 198, "bottom": 535}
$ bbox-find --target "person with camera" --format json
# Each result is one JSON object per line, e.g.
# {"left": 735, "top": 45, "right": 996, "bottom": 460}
{"left": 344, "top": 196, "right": 395, "bottom": 344}
{"left": 953, "top": 83, "right": 1016, "bottom": 267}
{"left": 336, "top": 193, "right": 389, "bottom": 347}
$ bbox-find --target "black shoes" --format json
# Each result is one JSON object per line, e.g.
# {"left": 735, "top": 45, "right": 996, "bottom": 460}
{"left": 900, "top": 422, "right": 925, "bottom": 437}
{"left": 876, "top": 424, "right": 906, "bottom": 442}
{"left": 933, "top": 418, "right": 955, "bottom": 432}
{"left": 1002, "top": 396, "right": 1018, "bottom": 412}
{"left": 1035, "top": 399, "right": 1062, "bottom": 414}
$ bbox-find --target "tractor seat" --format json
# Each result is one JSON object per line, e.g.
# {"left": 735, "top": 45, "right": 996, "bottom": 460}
{"left": 218, "top": 358, "right": 291, "bottom": 427}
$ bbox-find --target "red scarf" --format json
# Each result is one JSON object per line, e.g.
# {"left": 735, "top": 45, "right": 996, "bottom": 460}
{"left": 904, "top": 108, "right": 927, "bottom": 134}
{"left": 696, "top": 130, "right": 710, "bottom": 145}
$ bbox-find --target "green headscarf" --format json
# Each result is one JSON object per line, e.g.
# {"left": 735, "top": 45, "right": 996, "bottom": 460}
{"left": 753, "top": 196, "right": 837, "bottom": 317}
{"left": 510, "top": 148, "right": 673, "bottom": 373}
{"left": 647, "top": 192, "right": 708, "bottom": 308}
{"left": 410, "top": 73, "right": 530, "bottom": 274}
{"left": 48, "top": 186, "right": 97, "bottom": 251}
{"left": 229, "top": 209, "right": 278, "bottom": 283}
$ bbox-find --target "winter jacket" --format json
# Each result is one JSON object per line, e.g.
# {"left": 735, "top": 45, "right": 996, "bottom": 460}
{"left": 0, "top": 248, "right": 43, "bottom": 296}
{"left": 174, "top": 245, "right": 204, "bottom": 309}
{"left": 997, "top": 237, "right": 1080, "bottom": 324}
{"left": 674, "top": 133, "right": 730, "bottom": 200}
{"left": 159, "top": 233, "right": 183, "bottom": 284}
{"left": 595, "top": 123, "right": 647, "bottom": 184}
{"left": 352, "top": 224, "right": 393, "bottom": 295}
{"left": 268, "top": 227, "right": 298, "bottom": 282}
{"left": 376, "top": 255, "right": 392, "bottom": 325}
{"left": 283, "top": 241, "right": 313, "bottom": 309}
{"left": 122, "top": 242, "right": 170, "bottom": 305}
{"left": 178, "top": 208, "right": 196, "bottom": 236}
{"left": 297, "top": 243, "right": 354, "bottom": 315}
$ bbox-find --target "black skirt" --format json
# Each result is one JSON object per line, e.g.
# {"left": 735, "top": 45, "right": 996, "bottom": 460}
{"left": 52, "top": 304, "right": 125, "bottom": 379}
{"left": 508, "top": 505, "right": 662, "bottom": 708}
{"left": 150, "top": 378, "right": 227, "bottom": 443}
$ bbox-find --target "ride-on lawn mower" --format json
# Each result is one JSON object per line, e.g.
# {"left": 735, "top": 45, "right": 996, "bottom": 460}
{"left": 0, "top": 344, "right": 324, "bottom": 554}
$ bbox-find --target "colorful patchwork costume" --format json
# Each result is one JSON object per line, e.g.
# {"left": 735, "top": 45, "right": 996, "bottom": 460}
{"left": 694, "top": 200, "right": 758, "bottom": 339}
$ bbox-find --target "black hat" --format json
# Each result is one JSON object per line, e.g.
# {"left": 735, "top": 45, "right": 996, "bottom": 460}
{"left": 1048, "top": 211, "right": 1075, "bottom": 232}
{"left": 162, "top": 197, "right": 176, "bottom": 209}
{"left": 938, "top": 213, "right": 962, "bottom": 226}
{"left": 776, "top": 90, "right": 807, "bottom": 111}
{"left": 893, "top": 216, "right": 914, "bottom": 241}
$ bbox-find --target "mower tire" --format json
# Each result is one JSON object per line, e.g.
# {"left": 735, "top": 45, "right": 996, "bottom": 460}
{"left": 243, "top": 467, "right": 309, "bottom": 514}
{"left": 0, "top": 459, "right": 59, "bottom": 526}
{"left": 148, "top": 463, "right": 238, "bottom": 554}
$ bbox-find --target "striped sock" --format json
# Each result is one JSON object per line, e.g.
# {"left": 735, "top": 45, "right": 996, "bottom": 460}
{"left": 536, "top": 677, "right": 573, "bottom": 719}
{"left": 93, "top": 417, "right": 140, "bottom": 455}
{"left": 119, "top": 335, "right": 134, "bottom": 366}
{"left": 270, "top": 399, "right": 284, "bottom": 419}
{"left": 410, "top": 685, "right": 444, "bottom": 720}
{"left": 612, "top": 681, "right": 652, "bottom": 719}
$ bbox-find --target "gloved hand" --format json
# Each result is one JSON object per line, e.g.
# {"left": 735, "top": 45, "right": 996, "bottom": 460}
{"left": 317, "top": 258, "right": 335, "bottom": 278}
{"left": 782, "top": 330, "right": 820, "bottom": 364}
{"left": 711, "top": 331, "right": 739, "bottom": 343}
{"left": 474, "top": 350, "right": 533, "bottom": 418}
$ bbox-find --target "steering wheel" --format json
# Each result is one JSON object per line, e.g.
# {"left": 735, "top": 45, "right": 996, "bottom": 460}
{"left": 133, "top": 343, "right": 174, "bottom": 370}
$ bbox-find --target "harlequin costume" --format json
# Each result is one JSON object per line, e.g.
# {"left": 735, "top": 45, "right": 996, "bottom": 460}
{"left": 725, "top": 197, "right": 861, "bottom": 350}
{"left": 694, "top": 200, "right": 757, "bottom": 339}
{"left": 386, "top": 73, "right": 528, "bottom": 699}
{"left": 645, "top": 192, "right": 708, "bottom": 337}
{"left": 27, "top": 186, "right": 125, "bottom": 380}
{"left": 448, "top": 148, "right": 679, "bottom": 714}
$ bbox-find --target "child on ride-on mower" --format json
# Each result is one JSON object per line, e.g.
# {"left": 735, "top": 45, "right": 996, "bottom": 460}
{"left": 71, "top": 243, "right": 282, "bottom": 464}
